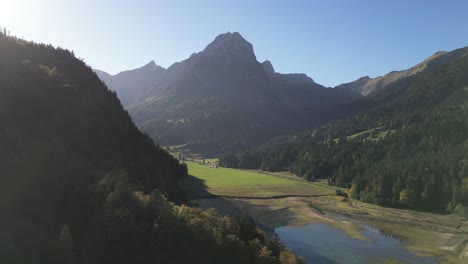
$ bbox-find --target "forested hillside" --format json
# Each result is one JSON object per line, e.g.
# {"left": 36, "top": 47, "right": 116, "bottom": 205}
{"left": 226, "top": 47, "right": 468, "bottom": 213}
{"left": 0, "top": 33, "right": 301, "bottom": 264}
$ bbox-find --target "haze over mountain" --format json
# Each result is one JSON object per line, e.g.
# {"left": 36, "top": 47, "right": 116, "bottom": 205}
{"left": 96, "top": 32, "right": 362, "bottom": 155}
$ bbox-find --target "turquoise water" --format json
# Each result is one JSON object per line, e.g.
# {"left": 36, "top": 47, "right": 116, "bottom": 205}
{"left": 275, "top": 220, "right": 437, "bottom": 264}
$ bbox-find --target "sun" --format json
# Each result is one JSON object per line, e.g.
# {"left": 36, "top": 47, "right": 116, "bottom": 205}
{"left": 0, "top": 0, "right": 46, "bottom": 30}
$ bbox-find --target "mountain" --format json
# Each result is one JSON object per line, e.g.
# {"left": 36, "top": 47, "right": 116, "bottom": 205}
{"left": 102, "top": 32, "right": 361, "bottom": 155}
{"left": 95, "top": 34, "right": 468, "bottom": 157}
{"left": 144, "top": 32, "right": 274, "bottom": 105}
{"left": 229, "top": 46, "right": 468, "bottom": 213}
{"left": 0, "top": 33, "right": 302, "bottom": 264}
{"left": 335, "top": 50, "right": 458, "bottom": 96}
{"left": 95, "top": 61, "right": 165, "bottom": 106}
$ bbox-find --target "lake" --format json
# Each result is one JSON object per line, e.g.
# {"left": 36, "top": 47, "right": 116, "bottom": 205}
{"left": 276, "top": 217, "right": 437, "bottom": 264}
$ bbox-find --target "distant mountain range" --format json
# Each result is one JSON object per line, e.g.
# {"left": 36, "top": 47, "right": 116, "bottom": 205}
{"left": 97, "top": 32, "right": 357, "bottom": 108}
{"left": 95, "top": 32, "right": 458, "bottom": 155}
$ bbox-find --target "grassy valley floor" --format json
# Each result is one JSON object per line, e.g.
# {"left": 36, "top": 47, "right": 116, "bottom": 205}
{"left": 179, "top": 161, "right": 333, "bottom": 199}
{"left": 179, "top": 161, "right": 468, "bottom": 263}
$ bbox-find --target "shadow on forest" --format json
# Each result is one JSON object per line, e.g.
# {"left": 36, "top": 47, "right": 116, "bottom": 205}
{"left": 179, "top": 174, "right": 211, "bottom": 200}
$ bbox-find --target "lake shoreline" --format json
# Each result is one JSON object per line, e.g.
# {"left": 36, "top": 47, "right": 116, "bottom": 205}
{"left": 193, "top": 196, "right": 467, "bottom": 263}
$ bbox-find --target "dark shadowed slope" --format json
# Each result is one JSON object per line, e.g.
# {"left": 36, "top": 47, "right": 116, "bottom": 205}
{"left": 0, "top": 33, "right": 302, "bottom": 264}
{"left": 0, "top": 32, "right": 188, "bottom": 260}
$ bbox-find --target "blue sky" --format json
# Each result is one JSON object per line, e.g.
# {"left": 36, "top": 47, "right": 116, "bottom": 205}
{"left": 2, "top": 0, "right": 468, "bottom": 87}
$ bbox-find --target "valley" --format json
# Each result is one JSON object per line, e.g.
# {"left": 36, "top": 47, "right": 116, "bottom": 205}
{"left": 10, "top": 28, "right": 463, "bottom": 262}
{"left": 2, "top": 2, "right": 468, "bottom": 263}
{"left": 180, "top": 159, "right": 468, "bottom": 263}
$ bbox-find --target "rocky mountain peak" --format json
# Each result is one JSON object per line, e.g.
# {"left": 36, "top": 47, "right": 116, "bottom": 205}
{"left": 203, "top": 32, "right": 256, "bottom": 59}
{"left": 140, "top": 60, "right": 165, "bottom": 71}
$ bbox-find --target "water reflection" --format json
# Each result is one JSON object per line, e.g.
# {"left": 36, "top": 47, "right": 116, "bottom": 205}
{"left": 275, "top": 221, "right": 436, "bottom": 264}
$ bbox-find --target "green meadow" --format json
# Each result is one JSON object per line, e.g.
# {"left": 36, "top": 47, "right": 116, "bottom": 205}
{"left": 179, "top": 161, "right": 333, "bottom": 199}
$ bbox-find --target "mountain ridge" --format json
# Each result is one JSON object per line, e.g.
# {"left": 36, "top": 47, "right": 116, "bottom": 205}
{"left": 96, "top": 37, "right": 462, "bottom": 104}
{"left": 335, "top": 50, "right": 449, "bottom": 96}
{"left": 96, "top": 32, "right": 353, "bottom": 108}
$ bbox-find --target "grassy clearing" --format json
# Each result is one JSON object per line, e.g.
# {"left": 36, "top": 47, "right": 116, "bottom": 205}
{"left": 347, "top": 127, "right": 379, "bottom": 139}
{"left": 368, "top": 129, "right": 396, "bottom": 141}
{"left": 335, "top": 126, "right": 395, "bottom": 142}
{"left": 179, "top": 161, "right": 334, "bottom": 199}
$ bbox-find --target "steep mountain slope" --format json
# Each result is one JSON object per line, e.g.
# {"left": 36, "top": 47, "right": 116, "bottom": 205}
{"left": 95, "top": 61, "right": 165, "bottom": 106}
{"left": 0, "top": 39, "right": 186, "bottom": 200}
{"left": 121, "top": 32, "right": 361, "bottom": 155}
{"left": 230, "top": 46, "right": 468, "bottom": 212}
{"left": 0, "top": 34, "right": 301, "bottom": 264}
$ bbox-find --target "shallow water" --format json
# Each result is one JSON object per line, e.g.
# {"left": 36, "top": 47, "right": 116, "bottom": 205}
{"left": 275, "top": 220, "right": 437, "bottom": 264}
